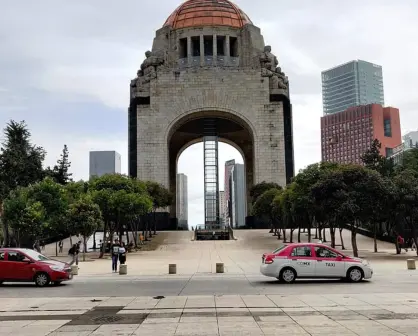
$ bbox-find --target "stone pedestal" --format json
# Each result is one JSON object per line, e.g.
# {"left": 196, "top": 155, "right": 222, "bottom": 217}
{"left": 216, "top": 263, "right": 224, "bottom": 273}
{"left": 407, "top": 259, "right": 416, "bottom": 270}
{"left": 169, "top": 264, "right": 177, "bottom": 274}
{"left": 71, "top": 265, "right": 78, "bottom": 276}
{"left": 119, "top": 264, "right": 127, "bottom": 275}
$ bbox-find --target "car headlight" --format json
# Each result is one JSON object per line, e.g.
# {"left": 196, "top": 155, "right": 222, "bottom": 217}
{"left": 49, "top": 265, "right": 64, "bottom": 271}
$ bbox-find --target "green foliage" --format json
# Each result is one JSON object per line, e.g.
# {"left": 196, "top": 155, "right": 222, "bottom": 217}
{"left": 145, "top": 181, "right": 173, "bottom": 209}
{"left": 48, "top": 145, "right": 73, "bottom": 185}
{"left": 250, "top": 182, "right": 281, "bottom": 204}
{"left": 68, "top": 195, "right": 103, "bottom": 238}
{"left": 396, "top": 148, "right": 418, "bottom": 177}
{"left": 361, "top": 139, "right": 394, "bottom": 177}
{"left": 252, "top": 188, "right": 281, "bottom": 219}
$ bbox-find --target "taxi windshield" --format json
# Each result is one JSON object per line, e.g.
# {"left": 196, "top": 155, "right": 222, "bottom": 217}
{"left": 23, "top": 249, "right": 50, "bottom": 261}
{"left": 272, "top": 245, "right": 286, "bottom": 254}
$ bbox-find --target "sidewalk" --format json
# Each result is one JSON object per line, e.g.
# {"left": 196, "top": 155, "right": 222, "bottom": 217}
{"left": 1, "top": 293, "right": 418, "bottom": 335}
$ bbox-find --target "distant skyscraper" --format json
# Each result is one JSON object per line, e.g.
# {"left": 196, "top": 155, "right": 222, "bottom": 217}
{"left": 219, "top": 191, "right": 226, "bottom": 226}
{"left": 321, "top": 104, "right": 401, "bottom": 165}
{"left": 322, "top": 60, "right": 384, "bottom": 115}
{"left": 89, "top": 151, "right": 121, "bottom": 178}
{"left": 176, "top": 173, "right": 188, "bottom": 229}
{"left": 224, "top": 161, "right": 246, "bottom": 228}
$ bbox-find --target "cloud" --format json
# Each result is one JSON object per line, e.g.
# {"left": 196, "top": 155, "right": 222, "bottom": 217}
{"left": 1, "top": 0, "right": 417, "bottom": 226}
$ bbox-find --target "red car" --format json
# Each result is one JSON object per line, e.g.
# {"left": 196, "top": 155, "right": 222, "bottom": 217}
{"left": 0, "top": 248, "right": 73, "bottom": 286}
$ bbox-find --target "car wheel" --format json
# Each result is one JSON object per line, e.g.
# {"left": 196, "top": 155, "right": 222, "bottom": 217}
{"left": 34, "top": 272, "right": 50, "bottom": 287}
{"left": 347, "top": 267, "right": 363, "bottom": 283}
{"left": 280, "top": 267, "right": 296, "bottom": 283}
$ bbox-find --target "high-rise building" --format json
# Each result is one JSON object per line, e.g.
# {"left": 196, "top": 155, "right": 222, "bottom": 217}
{"left": 321, "top": 104, "right": 401, "bottom": 165}
{"left": 176, "top": 173, "right": 188, "bottom": 229}
{"left": 219, "top": 191, "right": 226, "bottom": 226}
{"left": 225, "top": 161, "right": 246, "bottom": 228}
{"left": 389, "top": 131, "right": 418, "bottom": 165}
{"left": 89, "top": 151, "right": 121, "bottom": 178}
{"left": 322, "top": 60, "right": 384, "bottom": 115}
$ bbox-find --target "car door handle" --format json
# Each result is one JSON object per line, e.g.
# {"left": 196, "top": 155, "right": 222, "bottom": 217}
{"left": 317, "top": 260, "right": 323, "bottom": 262}
{"left": 291, "top": 258, "right": 298, "bottom": 261}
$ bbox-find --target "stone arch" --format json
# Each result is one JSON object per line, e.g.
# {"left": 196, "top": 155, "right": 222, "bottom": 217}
{"left": 167, "top": 109, "right": 256, "bottom": 227}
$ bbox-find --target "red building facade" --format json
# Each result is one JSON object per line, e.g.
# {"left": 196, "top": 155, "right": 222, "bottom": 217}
{"left": 321, "top": 104, "right": 401, "bottom": 164}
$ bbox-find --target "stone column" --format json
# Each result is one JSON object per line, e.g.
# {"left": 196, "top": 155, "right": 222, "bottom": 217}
{"left": 225, "top": 35, "right": 230, "bottom": 66}
{"left": 213, "top": 34, "right": 217, "bottom": 66}
{"left": 187, "top": 36, "right": 192, "bottom": 67}
{"left": 200, "top": 34, "right": 204, "bottom": 66}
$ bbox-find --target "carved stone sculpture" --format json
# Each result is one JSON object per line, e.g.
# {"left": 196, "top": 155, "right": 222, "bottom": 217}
{"left": 132, "top": 51, "right": 165, "bottom": 98}
{"left": 260, "top": 45, "right": 278, "bottom": 72}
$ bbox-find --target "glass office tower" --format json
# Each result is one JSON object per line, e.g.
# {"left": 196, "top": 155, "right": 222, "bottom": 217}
{"left": 322, "top": 60, "right": 384, "bottom": 115}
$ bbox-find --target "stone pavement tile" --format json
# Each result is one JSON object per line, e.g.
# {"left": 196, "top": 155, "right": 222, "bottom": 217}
{"left": 97, "top": 297, "right": 136, "bottom": 307}
{"left": 348, "top": 305, "right": 380, "bottom": 311}
{"left": 57, "top": 325, "right": 99, "bottom": 332}
{"left": 217, "top": 316, "right": 256, "bottom": 323}
{"left": 179, "top": 316, "right": 217, "bottom": 323}
{"left": 149, "top": 308, "right": 183, "bottom": 315}
{"left": 313, "top": 305, "right": 351, "bottom": 311}
{"left": 48, "top": 332, "right": 92, "bottom": 336}
{"left": 29, "top": 320, "right": 70, "bottom": 326}
{"left": 267, "top": 295, "right": 308, "bottom": 308}
{"left": 376, "top": 319, "right": 418, "bottom": 327}
{"left": 182, "top": 308, "right": 216, "bottom": 314}
{"left": 322, "top": 294, "right": 369, "bottom": 306}
{"left": 303, "top": 326, "right": 358, "bottom": 335}
{"left": 0, "top": 320, "right": 36, "bottom": 327}
{"left": 291, "top": 315, "right": 340, "bottom": 327}
{"left": 377, "top": 304, "right": 418, "bottom": 313}
{"left": 257, "top": 315, "right": 294, "bottom": 322}
{"left": 143, "top": 317, "right": 180, "bottom": 323}
{"left": 17, "top": 325, "right": 62, "bottom": 336}
{"left": 241, "top": 295, "right": 276, "bottom": 308}
{"left": 133, "top": 323, "right": 177, "bottom": 336}
{"left": 155, "top": 296, "right": 187, "bottom": 309}
{"left": 296, "top": 295, "right": 337, "bottom": 307}
{"left": 281, "top": 307, "right": 318, "bottom": 313}
{"left": 90, "top": 324, "right": 139, "bottom": 336}
{"left": 219, "top": 322, "right": 262, "bottom": 336}
{"left": 0, "top": 310, "right": 86, "bottom": 316}
{"left": 175, "top": 322, "right": 218, "bottom": 335}
{"left": 117, "top": 309, "right": 151, "bottom": 315}
{"left": 215, "top": 295, "right": 246, "bottom": 308}
{"left": 248, "top": 307, "right": 283, "bottom": 314}
{"left": 257, "top": 322, "right": 308, "bottom": 335}
{"left": 184, "top": 296, "right": 215, "bottom": 308}
{"left": 216, "top": 308, "right": 250, "bottom": 316}
{"left": 125, "top": 297, "right": 159, "bottom": 309}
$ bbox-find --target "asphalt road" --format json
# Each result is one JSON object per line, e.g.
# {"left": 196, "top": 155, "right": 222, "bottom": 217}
{"left": 1, "top": 272, "right": 418, "bottom": 298}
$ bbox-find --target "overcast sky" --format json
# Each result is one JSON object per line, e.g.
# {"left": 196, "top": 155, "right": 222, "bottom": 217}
{"left": 1, "top": 0, "right": 418, "bottom": 226}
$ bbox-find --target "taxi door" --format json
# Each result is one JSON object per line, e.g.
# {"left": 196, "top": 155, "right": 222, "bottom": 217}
{"left": 288, "top": 245, "right": 315, "bottom": 277}
{"left": 5, "top": 251, "right": 34, "bottom": 281}
{"left": 313, "top": 246, "right": 345, "bottom": 277}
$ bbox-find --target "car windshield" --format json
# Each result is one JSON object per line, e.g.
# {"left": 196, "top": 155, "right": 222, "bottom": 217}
{"left": 272, "top": 245, "right": 286, "bottom": 254}
{"left": 23, "top": 249, "right": 50, "bottom": 261}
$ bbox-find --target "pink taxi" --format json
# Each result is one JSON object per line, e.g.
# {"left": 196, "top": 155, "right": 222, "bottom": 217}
{"left": 260, "top": 243, "right": 373, "bottom": 283}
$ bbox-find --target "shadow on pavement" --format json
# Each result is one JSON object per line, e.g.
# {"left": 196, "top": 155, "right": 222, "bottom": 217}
{"left": 253, "top": 279, "right": 373, "bottom": 285}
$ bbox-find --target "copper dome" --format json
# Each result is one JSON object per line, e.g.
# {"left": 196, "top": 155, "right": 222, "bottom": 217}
{"left": 164, "top": 0, "right": 252, "bottom": 29}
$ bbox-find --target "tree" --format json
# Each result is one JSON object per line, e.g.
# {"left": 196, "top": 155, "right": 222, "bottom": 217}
{"left": 49, "top": 145, "right": 72, "bottom": 185}
{"left": 0, "top": 120, "right": 46, "bottom": 246}
{"left": 361, "top": 139, "right": 394, "bottom": 177}
{"left": 250, "top": 182, "right": 281, "bottom": 204}
{"left": 67, "top": 195, "right": 103, "bottom": 261}
{"left": 2, "top": 187, "right": 45, "bottom": 247}
{"left": 252, "top": 188, "right": 281, "bottom": 234}
{"left": 145, "top": 181, "right": 173, "bottom": 235}
{"left": 396, "top": 148, "right": 418, "bottom": 177}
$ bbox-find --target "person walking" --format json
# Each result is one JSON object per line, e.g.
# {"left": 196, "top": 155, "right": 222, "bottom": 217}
{"left": 397, "top": 234, "right": 406, "bottom": 253}
{"left": 119, "top": 242, "right": 127, "bottom": 265}
{"left": 33, "top": 240, "right": 41, "bottom": 253}
{"left": 110, "top": 239, "right": 121, "bottom": 272}
{"left": 68, "top": 244, "right": 76, "bottom": 265}
{"left": 59, "top": 240, "right": 64, "bottom": 253}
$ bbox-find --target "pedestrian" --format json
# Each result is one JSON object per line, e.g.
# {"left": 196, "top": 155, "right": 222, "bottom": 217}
{"left": 412, "top": 239, "right": 417, "bottom": 251}
{"left": 119, "top": 242, "right": 127, "bottom": 265}
{"left": 397, "top": 234, "right": 405, "bottom": 253}
{"left": 33, "top": 240, "right": 41, "bottom": 253}
{"left": 59, "top": 240, "right": 64, "bottom": 253}
{"left": 110, "top": 239, "right": 121, "bottom": 272}
{"left": 68, "top": 244, "right": 76, "bottom": 265}
{"left": 41, "top": 241, "right": 45, "bottom": 250}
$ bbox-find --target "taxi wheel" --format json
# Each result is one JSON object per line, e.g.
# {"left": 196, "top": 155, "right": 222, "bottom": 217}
{"left": 280, "top": 267, "right": 297, "bottom": 283}
{"left": 347, "top": 267, "right": 363, "bottom": 283}
{"left": 34, "top": 272, "right": 50, "bottom": 287}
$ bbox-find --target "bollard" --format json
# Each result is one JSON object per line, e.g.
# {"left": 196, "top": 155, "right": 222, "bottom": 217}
{"left": 71, "top": 265, "right": 79, "bottom": 276}
{"left": 216, "top": 263, "right": 224, "bottom": 273}
{"left": 169, "top": 264, "right": 177, "bottom": 274}
{"left": 119, "top": 264, "right": 127, "bottom": 275}
{"left": 407, "top": 259, "right": 416, "bottom": 270}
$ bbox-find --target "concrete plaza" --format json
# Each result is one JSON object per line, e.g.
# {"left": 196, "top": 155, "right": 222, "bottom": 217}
{"left": 2, "top": 294, "right": 418, "bottom": 335}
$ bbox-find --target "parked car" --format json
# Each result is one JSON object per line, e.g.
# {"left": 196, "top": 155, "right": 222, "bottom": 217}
{"left": 0, "top": 248, "right": 72, "bottom": 287}
{"left": 260, "top": 243, "right": 373, "bottom": 283}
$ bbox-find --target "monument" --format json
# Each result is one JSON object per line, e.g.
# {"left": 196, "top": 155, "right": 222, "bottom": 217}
{"left": 129, "top": 0, "right": 294, "bottom": 229}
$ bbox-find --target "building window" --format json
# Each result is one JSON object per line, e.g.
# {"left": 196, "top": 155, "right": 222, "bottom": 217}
{"left": 191, "top": 37, "right": 200, "bottom": 56}
{"left": 204, "top": 36, "right": 213, "bottom": 56}
{"left": 230, "top": 37, "right": 238, "bottom": 57}
{"left": 384, "top": 119, "right": 392, "bottom": 137}
{"left": 179, "top": 38, "right": 187, "bottom": 58}
{"left": 217, "top": 36, "right": 225, "bottom": 56}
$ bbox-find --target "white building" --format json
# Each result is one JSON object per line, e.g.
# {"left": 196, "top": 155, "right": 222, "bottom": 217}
{"left": 176, "top": 173, "right": 188, "bottom": 229}
{"left": 219, "top": 191, "right": 227, "bottom": 227}
{"left": 89, "top": 151, "right": 121, "bottom": 178}
{"left": 389, "top": 131, "right": 418, "bottom": 165}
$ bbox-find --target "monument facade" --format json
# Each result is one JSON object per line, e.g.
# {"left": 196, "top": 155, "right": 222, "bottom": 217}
{"left": 129, "top": 0, "right": 294, "bottom": 226}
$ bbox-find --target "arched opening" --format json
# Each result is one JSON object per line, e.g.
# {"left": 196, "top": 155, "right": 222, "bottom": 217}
{"left": 167, "top": 110, "right": 255, "bottom": 229}
{"left": 178, "top": 142, "right": 244, "bottom": 229}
